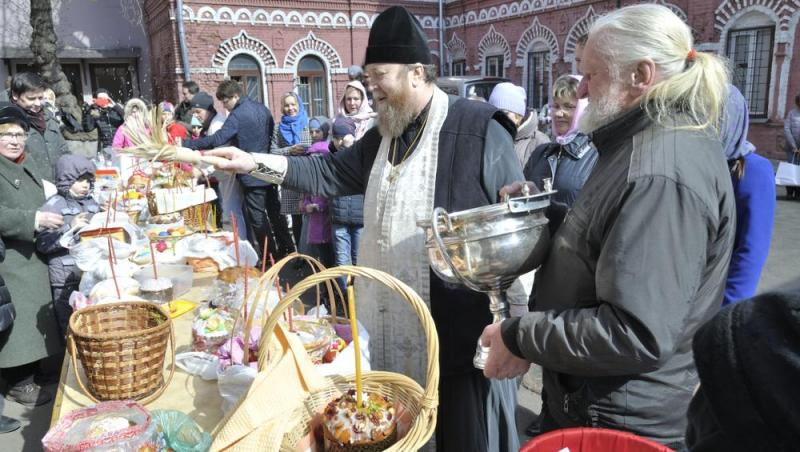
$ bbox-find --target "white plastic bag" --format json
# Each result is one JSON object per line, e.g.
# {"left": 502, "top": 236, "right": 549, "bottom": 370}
{"left": 776, "top": 161, "right": 800, "bottom": 186}
{"left": 175, "top": 352, "right": 220, "bottom": 381}
{"left": 217, "top": 364, "right": 257, "bottom": 414}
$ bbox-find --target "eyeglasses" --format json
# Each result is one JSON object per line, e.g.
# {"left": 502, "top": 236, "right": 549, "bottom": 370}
{"left": 0, "top": 132, "right": 26, "bottom": 142}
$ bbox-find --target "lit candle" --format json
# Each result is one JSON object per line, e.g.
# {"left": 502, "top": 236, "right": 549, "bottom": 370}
{"left": 347, "top": 276, "right": 363, "bottom": 410}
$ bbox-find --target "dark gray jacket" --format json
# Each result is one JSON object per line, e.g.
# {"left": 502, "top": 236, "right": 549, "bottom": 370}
{"left": 523, "top": 133, "right": 598, "bottom": 207}
{"left": 502, "top": 106, "right": 736, "bottom": 445}
{"left": 36, "top": 155, "right": 99, "bottom": 287}
{"left": 25, "top": 109, "right": 69, "bottom": 182}
{"left": 330, "top": 194, "right": 364, "bottom": 226}
{"left": 82, "top": 103, "right": 124, "bottom": 149}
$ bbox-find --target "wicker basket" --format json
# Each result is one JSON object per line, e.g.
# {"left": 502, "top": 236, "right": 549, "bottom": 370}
{"left": 260, "top": 266, "right": 440, "bottom": 451}
{"left": 67, "top": 301, "right": 176, "bottom": 404}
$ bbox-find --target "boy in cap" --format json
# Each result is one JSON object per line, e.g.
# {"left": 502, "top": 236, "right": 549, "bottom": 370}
{"left": 207, "top": 6, "right": 523, "bottom": 451}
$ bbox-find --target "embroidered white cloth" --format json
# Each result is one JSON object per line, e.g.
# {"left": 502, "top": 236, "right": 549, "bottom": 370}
{"left": 358, "top": 87, "right": 449, "bottom": 385}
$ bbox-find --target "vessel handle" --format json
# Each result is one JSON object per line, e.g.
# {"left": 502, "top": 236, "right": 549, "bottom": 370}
{"left": 431, "top": 207, "right": 470, "bottom": 287}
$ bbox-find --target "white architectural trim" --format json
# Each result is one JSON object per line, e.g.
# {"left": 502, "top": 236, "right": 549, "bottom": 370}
{"left": 283, "top": 31, "right": 343, "bottom": 70}
{"left": 446, "top": 32, "right": 467, "bottom": 62}
{"left": 515, "top": 18, "right": 559, "bottom": 67}
{"left": 477, "top": 25, "right": 511, "bottom": 76}
{"left": 212, "top": 30, "right": 278, "bottom": 69}
{"left": 564, "top": 6, "right": 597, "bottom": 73}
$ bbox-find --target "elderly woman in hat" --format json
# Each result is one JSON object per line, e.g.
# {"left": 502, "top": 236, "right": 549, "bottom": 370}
{"left": 0, "top": 104, "right": 64, "bottom": 409}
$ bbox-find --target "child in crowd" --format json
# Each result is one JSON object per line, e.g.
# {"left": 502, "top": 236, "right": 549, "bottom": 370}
{"left": 159, "top": 101, "right": 188, "bottom": 144}
{"left": 301, "top": 117, "right": 334, "bottom": 270}
{"left": 328, "top": 117, "right": 362, "bottom": 301}
{"left": 190, "top": 115, "right": 203, "bottom": 139}
{"left": 36, "top": 155, "right": 101, "bottom": 340}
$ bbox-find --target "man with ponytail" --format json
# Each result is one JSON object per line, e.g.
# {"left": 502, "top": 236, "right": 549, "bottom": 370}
{"left": 480, "top": 4, "right": 736, "bottom": 449}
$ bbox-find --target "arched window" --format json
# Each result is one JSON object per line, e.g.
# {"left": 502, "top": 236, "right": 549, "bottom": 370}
{"left": 297, "top": 56, "right": 328, "bottom": 117}
{"left": 725, "top": 11, "right": 775, "bottom": 118}
{"left": 227, "top": 54, "right": 263, "bottom": 104}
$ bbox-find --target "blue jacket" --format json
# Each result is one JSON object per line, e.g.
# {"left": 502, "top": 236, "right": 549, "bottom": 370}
{"left": 184, "top": 96, "right": 274, "bottom": 187}
{"left": 723, "top": 153, "right": 775, "bottom": 305}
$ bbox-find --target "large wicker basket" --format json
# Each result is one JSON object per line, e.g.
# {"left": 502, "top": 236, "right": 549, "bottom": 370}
{"left": 261, "top": 265, "right": 439, "bottom": 451}
{"left": 67, "top": 301, "right": 176, "bottom": 404}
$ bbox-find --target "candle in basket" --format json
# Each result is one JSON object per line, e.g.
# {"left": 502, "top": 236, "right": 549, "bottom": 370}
{"left": 347, "top": 276, "right": 363, "bottom": 410}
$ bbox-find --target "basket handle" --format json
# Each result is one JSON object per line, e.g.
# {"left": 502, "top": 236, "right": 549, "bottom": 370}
{"left": 67, "top": 321, "right": 176, "bottom": 405}
{"left": 244, "top": 253, "right": 345, "bottom": 357}
{"left": 257, "top": 265, "right": 440, "bottom": 409}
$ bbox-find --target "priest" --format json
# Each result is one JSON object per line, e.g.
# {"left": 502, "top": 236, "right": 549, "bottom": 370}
{"left": 207, "top": 6, "right": 523, "bottom": 451}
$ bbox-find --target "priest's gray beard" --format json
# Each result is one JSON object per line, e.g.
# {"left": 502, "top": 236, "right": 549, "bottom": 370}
{"left": 578, "top": 79, "right": 627, "bottom": 134}
{"left": 375, "top": 87, "right": 417, "bottom": 138}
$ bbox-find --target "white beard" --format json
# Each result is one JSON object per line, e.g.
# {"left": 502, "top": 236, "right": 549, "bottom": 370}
{"left": 578, "top": 82, "right": 627, "bottom": 134}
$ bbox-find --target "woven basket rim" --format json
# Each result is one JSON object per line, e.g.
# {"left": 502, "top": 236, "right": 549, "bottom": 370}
{"left": 69, "top": 301, "right": 172, "bottom": 341}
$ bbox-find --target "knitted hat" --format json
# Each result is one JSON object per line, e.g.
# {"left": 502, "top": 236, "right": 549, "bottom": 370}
{"left": 189, "top": 92, "right": 214, "bottom": 111}
{"left": 159, "top": 101, "right": 174, "bottom": 113}
{"left": 332, "top": 117, "right": 356, "bottom": 138}
{"left": 348, "top": 65, "right": 363, "bottom": 79}
{"left": 688, "top": 291, "right": 800, "bottom": 451}
{"left": 309, "top": 116, "right": 331, "bottom": 140}
{"left": 489, "top": 83, "right": 527, "bottom": 117}
{"left": 0, "top": 103, "right": 30, "bottom": 131}
{"left": 364, "top": 6, "right": 432, "bottom": 66}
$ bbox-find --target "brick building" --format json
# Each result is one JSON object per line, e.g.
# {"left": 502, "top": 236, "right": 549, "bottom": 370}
{"left": 144, "top": 0, "right": 800, "bottom": 159}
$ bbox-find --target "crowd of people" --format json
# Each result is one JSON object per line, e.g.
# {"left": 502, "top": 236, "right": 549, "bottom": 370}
{"left": 0, "top": 3, "right": 797, "bottom": 450}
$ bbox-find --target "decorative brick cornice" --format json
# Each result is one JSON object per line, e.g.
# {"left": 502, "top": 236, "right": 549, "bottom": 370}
{"left": 178, "top": 2, "right": 583, "bottom": 30}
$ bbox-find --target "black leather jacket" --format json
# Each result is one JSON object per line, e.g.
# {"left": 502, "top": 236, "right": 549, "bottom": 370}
{"left": 523, "top": 134, "right": 597, "bottom": 208}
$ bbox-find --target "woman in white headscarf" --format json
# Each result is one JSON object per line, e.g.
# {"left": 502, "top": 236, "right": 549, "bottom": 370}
{"left": 335, "top": 81, "right": 375, "bottom": 140}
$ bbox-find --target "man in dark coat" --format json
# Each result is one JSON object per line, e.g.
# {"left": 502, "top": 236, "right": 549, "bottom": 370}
{"left": 10, "top": 72, "right": 68, "bottom": 182}
{"left": 183, "top": 80, "right": 294, "bottom": 266}
{"left": 686, "top": 291, "right": 800, "bottom": 452}
{"left": 481, "top": 4, "right": 735, "bottom": 450}
{"left": 206, "top": 7, "right": 523, "bottom": 451}
{"left": 174, "top": 80, "right": 199, "bottom": 126}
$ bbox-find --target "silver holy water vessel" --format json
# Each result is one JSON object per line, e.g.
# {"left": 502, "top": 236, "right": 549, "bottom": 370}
{"left": 418, "top": 184, "right": 553, "bottom": 369}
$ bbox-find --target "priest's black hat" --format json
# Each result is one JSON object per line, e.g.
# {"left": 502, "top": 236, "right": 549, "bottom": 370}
{"left": 364, "top": 6, "right": 432, "bottom": 66}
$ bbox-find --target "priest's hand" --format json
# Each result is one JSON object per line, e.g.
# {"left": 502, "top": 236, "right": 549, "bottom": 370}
{"left": 203, "top": 147, "right": 256, "bottom": 173}
{"left": 480, "top": 321, "right": 530, "bottom": 380}
{"left": 499, "top": 181, "right": 541, "bottom": 199}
